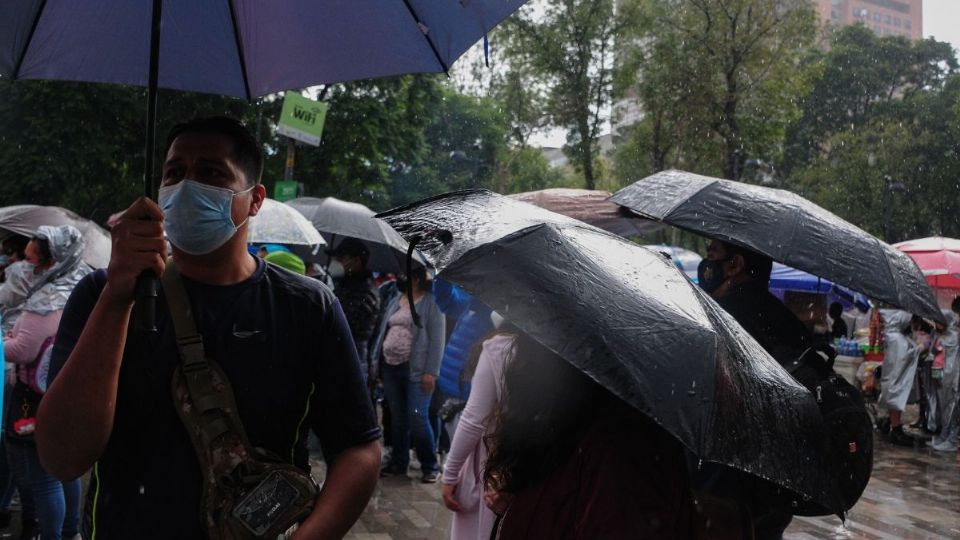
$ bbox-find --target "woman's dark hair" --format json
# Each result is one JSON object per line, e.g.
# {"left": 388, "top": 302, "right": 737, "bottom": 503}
{"left": 2, "top": 235, "right": 29, "bottom": 260}
{"left": 483, "top": 332, "right": 609, "bottom": 495}
{"left": 32, "top": 238, "right": 53, "bottom": 267}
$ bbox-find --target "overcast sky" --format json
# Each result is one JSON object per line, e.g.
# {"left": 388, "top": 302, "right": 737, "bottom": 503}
{"left": 924, "top": 0, "right": 960, "bottom": 51}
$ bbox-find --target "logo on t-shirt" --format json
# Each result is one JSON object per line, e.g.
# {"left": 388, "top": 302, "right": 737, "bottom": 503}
{"left": 232, "top": 323, "right": 264, "bottom": 339}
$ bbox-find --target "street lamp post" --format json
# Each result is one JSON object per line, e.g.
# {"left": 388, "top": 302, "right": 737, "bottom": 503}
{"left": 882, "top": 175, "right": 907, "bottom": 243}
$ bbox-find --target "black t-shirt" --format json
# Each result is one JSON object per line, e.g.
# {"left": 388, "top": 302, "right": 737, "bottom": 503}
{"left": 48, "top": 258, "right": 380, "bottom": 539}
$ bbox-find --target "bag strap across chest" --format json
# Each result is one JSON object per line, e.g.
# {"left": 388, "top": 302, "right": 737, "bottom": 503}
{"left": 162, "top": 260, "right": 253, "bottom": 463}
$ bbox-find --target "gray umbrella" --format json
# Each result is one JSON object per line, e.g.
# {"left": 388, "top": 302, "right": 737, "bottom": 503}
{"left": 0, "top": 205, "right": 111, "bottom": 268}
{"left": 610, "top": 170, "right": 943, "bottom": 323}
{"left": 377, "top": 189, "right": 845, "bottom": 516}
{"left": 286, "top": 197, "right": 423, "bottom": 273}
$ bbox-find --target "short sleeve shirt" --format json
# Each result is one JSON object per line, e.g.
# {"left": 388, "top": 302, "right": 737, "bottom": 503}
{"left": 48, "top": 257, "right": 380, "bottom": 539}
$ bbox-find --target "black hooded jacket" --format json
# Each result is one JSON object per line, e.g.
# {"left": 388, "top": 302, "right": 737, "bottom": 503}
{"left": 717, "top": 282, "right": 811, "bottom": 366}
{"left": 334, "top": 271, "right": 380, "bottom": 343}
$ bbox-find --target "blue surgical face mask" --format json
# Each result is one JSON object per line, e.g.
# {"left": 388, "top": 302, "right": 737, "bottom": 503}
{"left": 159, "top": 179, "right": 254, "bottom": 256}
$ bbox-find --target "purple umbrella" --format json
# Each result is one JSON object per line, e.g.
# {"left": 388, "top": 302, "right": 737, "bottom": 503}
{"left": 1, "top": 0, "right": 528, "bottom": 327}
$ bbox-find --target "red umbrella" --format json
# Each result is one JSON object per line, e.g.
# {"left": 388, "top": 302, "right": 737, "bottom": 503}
{"left": 894, "top": 237, "right": 960, "bottom": 289}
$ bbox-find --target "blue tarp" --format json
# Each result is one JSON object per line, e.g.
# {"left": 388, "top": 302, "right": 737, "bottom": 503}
{"left": 770, "top": 263, "right": 871, "bottom": 311}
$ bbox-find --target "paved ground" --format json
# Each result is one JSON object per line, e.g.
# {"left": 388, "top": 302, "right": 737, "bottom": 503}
{"left": 333, "top": 431, "right": 960, "bottom": 540}
{"left": 0, "top": 425, "right": 955, "bottom": 539}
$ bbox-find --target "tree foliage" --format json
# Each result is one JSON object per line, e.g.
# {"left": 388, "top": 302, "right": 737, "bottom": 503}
{"left": 614, "top": 0, "right": 817, "bottom": 180}
{"left": 498, "top": 0, "right": 640, "bottom": 189}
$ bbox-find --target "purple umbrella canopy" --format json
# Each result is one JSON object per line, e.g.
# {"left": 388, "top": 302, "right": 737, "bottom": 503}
{"left": 1, "top": 0, "right": 527, "bottom": 99}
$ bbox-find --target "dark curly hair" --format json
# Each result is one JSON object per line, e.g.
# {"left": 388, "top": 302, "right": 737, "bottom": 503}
{"left": 483, "top": 332, "right": 610, "bottom": 495}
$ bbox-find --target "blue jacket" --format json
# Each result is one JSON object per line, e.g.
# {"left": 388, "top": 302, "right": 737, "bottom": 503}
{"left": 433, "top": 279, "right": 493, "bottom": 400}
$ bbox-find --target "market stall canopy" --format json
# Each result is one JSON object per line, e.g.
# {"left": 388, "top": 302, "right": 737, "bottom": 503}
{"left": 611, "top": 170, "right": 942, "bottom": 323}
{"left": 509, "top": 188, "right": 660, "bottom": 237}
{"left": 0, "top": 205, "right": 110, "bottom": 268}
{"left": 770, "top": 263, "right": 871, "bottom": 311}
{"left": 894, "top": 237, "right": 960, "bottom": 290}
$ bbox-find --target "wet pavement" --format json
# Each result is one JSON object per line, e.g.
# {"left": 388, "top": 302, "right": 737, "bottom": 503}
{"left": 0, "top": 428, "right": 954, "bottom": 539}
{"left": 331, "top": 431, "right": 960, "bottom": 540}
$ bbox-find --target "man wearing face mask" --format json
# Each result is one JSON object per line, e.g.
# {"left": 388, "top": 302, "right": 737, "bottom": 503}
{"left": 328, "top": 238, "right": 380, "bottom": 384}
{"left": 698, "top": 240, "right": 811, "bottom": 366}
{"left": 694, "top": 240, "right": 813, "bottom": 540}
{"left": 35, "top": 117, "right": 381, "bottom": 540}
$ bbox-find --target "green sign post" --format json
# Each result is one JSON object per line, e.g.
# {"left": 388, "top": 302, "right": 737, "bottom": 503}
{"left": 274, "top": 180, "right": 299, "bottom": 202}
{"left": 277, "top": 93, "right": 328, "bottom": 147}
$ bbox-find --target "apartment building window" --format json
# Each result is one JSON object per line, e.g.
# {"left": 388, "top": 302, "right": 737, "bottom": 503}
{"left": 894, "top": 17, "right": 901, "bottom": 27}
{"left": 883, "top": 15, "right": 891, "bottom": 24}
{"left": 873, "top": 12, "right": 881, "bottom": 21}
{"left": 904, "top": 19, "right": 911, "bottom": 30}
{"left": 853, "top": 7, "right": 868, "bottom": 18}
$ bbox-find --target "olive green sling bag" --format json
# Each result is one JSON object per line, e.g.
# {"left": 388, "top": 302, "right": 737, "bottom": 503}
{"left": 162, "top": 260, "right": 318, "bottom": 539}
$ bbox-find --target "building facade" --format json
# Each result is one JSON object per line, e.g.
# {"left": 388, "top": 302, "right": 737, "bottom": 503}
{"left": 815, "top": 0, "right": 922, "bottom": 40}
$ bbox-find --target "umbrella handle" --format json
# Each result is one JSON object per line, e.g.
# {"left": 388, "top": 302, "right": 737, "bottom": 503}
{"left": 406, "top": 229, "right": 451, "bottom": 329}
{"left": 135, "top": 272, "right": 159, "bottom": 332}
{"left": 407, "top": 237, "right": 422, "bottom": 328}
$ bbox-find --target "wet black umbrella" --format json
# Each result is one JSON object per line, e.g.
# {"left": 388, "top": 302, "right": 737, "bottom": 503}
{"left": 610, "top": 170, "right": 943, "bottom": 323}
{"left": 377, "top": 189, "right": 844, "bottom": 516}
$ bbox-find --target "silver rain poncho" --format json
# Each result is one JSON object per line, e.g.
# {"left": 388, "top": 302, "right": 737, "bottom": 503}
{"left": 22, "top": 224, "right": 93, "bottom": 316}
{"left": 932, "top": 310, "right": 960, "bottom": 447}
{"left": 878, "top": 309, "right": 920, "bottom": 412}
{"left": 0, "top": 260, "right": 41, "bottom": 333}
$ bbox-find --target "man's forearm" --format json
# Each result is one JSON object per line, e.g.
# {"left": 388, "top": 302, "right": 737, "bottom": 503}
{"left": 36, "top": 287, "right": 132, "bottom": 480}
{"left": 294, "top": 440, "right": 380, "bottom": 540}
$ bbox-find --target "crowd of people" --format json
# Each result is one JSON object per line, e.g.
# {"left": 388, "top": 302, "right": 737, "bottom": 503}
{"left": 0, "top": 116, "right": 954, "bottom": 540}
{"left": 876, "top": 305, "right": 960, "bottom": 451}
{"left": 0, "top": 226, "right": 92, "bottom": 539}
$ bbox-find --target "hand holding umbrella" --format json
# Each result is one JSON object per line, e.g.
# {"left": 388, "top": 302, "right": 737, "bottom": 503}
{"left": 101, "top": 198, "right": 167, "bottom": 306}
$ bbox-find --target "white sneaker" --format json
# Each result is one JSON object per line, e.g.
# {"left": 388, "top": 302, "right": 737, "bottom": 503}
{"left": 931, "top": 440, "right": 958, "bottom": 452}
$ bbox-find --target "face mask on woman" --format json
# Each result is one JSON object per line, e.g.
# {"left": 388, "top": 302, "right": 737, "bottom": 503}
{"left": 159, "top": 179, "right": 254, "bottom": 255}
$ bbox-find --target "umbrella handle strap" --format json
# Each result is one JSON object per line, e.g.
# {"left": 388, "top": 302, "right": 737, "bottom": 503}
{"left": 407, "top": 236, "right": 422, "bottom": 328}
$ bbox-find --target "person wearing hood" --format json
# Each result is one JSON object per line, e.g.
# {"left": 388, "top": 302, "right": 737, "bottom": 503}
{"left": 329, "top": 238, "right": 381, "bottom": 384}
{"left": 878, "top": 309, "right": 921, "bottom": 446}
{"left": 3, "top": 225, "right": 90, "bottom": 540}
{"left": 929, "top": 309, "right": 960, "bottom": 452}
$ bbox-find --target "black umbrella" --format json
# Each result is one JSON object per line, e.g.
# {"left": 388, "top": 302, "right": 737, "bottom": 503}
{"left": 377, "top": 189, "right": 844, "bottom": 516}
{"left": 610, "top": 170, "right": 943, "bottom": 323}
